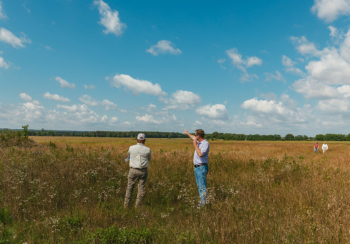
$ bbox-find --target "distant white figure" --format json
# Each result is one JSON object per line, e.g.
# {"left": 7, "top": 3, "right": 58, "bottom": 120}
{"left": 322, "top": 142, "right": 328, "bottom": 154}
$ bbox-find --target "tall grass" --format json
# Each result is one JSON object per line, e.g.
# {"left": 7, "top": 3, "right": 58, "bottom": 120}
{"left": 0, "top": 136, "right": 349, "bottom": 243}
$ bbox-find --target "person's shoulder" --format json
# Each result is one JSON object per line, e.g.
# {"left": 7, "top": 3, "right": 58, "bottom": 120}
{"left": 203, "top": 139, "right": 210, "bottom": 145}
{"left": 129, "top": 144, "right": 137, "bottom": 150}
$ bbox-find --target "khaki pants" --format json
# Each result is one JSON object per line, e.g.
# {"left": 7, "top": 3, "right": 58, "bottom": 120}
{"left": 124, "top": 168, "right": 148, "bottom": 208}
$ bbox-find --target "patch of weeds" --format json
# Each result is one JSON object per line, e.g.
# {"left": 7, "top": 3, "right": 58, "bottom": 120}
{"left": 49, "top": 141, "right": 56, "bottom": 149}
{"left": 0, "top": 208, "right": 12, "bottom": 227}
{"left": 178, "top": 230, "right": 195, "bottom": 244}
{"left": 82, "top": 226, "right": 154, "bottom": 244}
{"left": 161, "top": 196, "right": 170, "bottom": 205}
{"left": 99, "top": 202, "right": 114, "bottom": 211}
{"left": 323, "top": 171, "right": 331, "bottom": 181}
{"left": 262, "top": 157, "right": 276, "bottom": 171}
{"left": 0, "top": 227, "right": 14, "bottom": 244}
{"left": 273, "top": 172, "right": 288, "bottom": 185}
{"left": 66, "top": 145, "right": 74, "bottom": 153}
{"left": 61, "top": 215, "right": 83, "bottom": 230}
{"left": 0, "top": 208, "right": 14, "bottom": 244}
{"left": 249, "top": 159, "right": 256, "bottom": 168}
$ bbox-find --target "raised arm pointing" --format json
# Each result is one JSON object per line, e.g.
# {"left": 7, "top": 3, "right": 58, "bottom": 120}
{"left": 183, "top": 129, "right": 196, "bottom": 140}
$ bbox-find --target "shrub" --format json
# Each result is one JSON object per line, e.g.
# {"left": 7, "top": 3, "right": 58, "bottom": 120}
{"left": 0, "top": 128, "right": 36, "bottom": 148}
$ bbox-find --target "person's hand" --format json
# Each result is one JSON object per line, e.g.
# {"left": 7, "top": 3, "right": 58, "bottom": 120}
{"left": 193, "top": 138, "right": 198, "bottom": 146}
{"left": 183, "top": 129, "right": 188, "bottom": 135}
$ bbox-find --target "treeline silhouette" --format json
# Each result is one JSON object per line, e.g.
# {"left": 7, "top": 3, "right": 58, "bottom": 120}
{"left": 315, "top": 134, "right": 350, "bottom": 141}
{"left": 0, "top": 128, "right": 319, "bottom": 141}
{"left": 4, "top": 128, "right": 348, "bottom": 141}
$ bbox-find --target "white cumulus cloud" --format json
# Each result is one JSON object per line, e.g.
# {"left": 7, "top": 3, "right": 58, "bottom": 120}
{"left": 55, "top": 77, "right": 76, "bottom": 89}
{"left": 136, "top": 114, "right": 162, "bottom": 124}
{"left": 311, "top": 0, "right": 350, "bottom": 22}
{"left": 78, "top": 95, "right": 126, "bottom": 112}
{"left": 226, "top": 48, "right": 245, "bottom": 70}
{"left": 22, "top": 100, "right": 44, "bottom": 111}
{"left": 217, "top": 58, "right": 226, "bottom": 63}
{"left": 246, "top": 121, "right": 263, "bottom": 127}
{"left": 84, "top": 84, "right": 95, "bottom": 89}
{"left": 79, "top": 94, "right": 99, "bottom": 106}
{"left": 43, "top": 92, "right": 70, "bottom": 102}
{"left": 93, "top": 0, "right": 126, "bottom": 36}
{"left": 170, "top": 90, "right": 201, "bottom": 104}
{"left": 112, "top": 74, "right": 167, "bottom": 96}
{"left": 241, "top": 97, "right": 311, "bottom": 130}
{"left": 318, "top": 98, "right": 349, "bottom": 113}
{"left": 265, "top": 71, "right": 285, "bottom": 83}
{"left": 246, "top": 56, "right": 263, "bottom": 67}
{"left": 282, "top": 55, "right": 304, "bottom": 76}
{"left": 19, "top": 93, "right": 32, "bottom": 102}
{"left": 282, "top": 55, "right": 296, "bottom": 67}
{"left": 141, "top": 103, "right": 159, "bottom": 114}
{"left": 160, "top": 90, "right": 202, "bottom": 111}
{"left": 146, "top": 40, "right": 182, "bottom": 56}
{"left": 196, "top": 104, "right": 228, "bottom": 120}
{"left": 292, "top": 78, "right": 339, "bottom": 99}
{"left": 242, "top": 98, "right": 287, "bottom": 115}
{"left": 0, "top": 100, "right": 124, "bottom": 131}
{"left": 101, "top": 99, "right": 124, "bottom": 111}
{"left": 0, "top": 56, "right": 9, "bottom": 69}
{"left": 291, "top": 30, "right": 350, "bottom": 100}
{"left": 195, "top": 120, "right": 202, "bottom": 125}
{"left": 337, "top": 85, "right": 350, "bottom": 97}
{"left": 0, "top": 1, "right": 7, "bottom": 19}
{"left": 328, "top": 25, "right": 338, "bottom": 37}
{"left": 56, "top": 104, "right": 89, "bottom": 112}
{"left": 0, "top": 28, "right": 31, "bottom": 48}
{"left": 226, "top": 48, "right": 262, "bottom": 81}
{"left": 109, "top": 117, "right": 119, "bottom": 125}
{"left": 135, "top": 113, "right": 177, "bottom": 125}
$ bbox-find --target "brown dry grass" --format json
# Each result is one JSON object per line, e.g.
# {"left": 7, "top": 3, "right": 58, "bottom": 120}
{"left": 0, "top": 136, "right": 349, "bottom": 243}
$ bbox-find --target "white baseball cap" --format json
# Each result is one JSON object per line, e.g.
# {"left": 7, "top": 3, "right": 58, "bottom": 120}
{"left": 137, "top": 133, "right": 146, "bottom": 140}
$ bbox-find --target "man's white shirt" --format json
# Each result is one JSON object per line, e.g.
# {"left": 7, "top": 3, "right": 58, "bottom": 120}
{"left": 128, "top": 143, "right": 151, "bottom": 169}
{"left": 322, "top": 144, "right": 328, "bottom": 150}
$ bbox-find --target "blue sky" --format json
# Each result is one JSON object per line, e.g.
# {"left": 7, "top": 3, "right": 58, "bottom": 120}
{"left": 1, "top": 0, "right": 350, "bottom": 136}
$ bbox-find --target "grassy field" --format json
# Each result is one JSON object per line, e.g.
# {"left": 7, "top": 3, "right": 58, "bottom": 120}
{"left": 1, "top": 136, "right": 350, "bottom": 243}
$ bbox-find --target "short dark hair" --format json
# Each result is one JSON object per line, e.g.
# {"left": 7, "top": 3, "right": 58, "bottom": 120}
{"left": 195, "top": 129, "right": 205, "bottom": 138}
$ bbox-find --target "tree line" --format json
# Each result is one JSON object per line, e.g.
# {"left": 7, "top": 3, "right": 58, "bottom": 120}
{"left": 315, "top": 134, "right": 350, "bottom": 141}
{"left": 4, "top": 128, "right": 350, "bottom": 141}
{"left": 0, "top": 128, "right": 318, "bottom": 141}
{"left": 206, "top": 133, "right": 310, "bottom": 141}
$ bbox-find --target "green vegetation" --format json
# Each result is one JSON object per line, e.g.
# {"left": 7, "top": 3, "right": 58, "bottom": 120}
{"left": 0, "top": 128, "right": 37, "bottom": 148}
{"left": 1, "top": 128, "right": 317, "bottom": 141}
{"left": 0, "top": 132, "right": 349, "bottom": 242}
{"left": 315, "top": 133, "right": 350, "bottom": 141}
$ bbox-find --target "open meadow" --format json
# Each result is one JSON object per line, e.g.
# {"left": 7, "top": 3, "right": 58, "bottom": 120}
{"left": 1, "top": 136, "right": 350, "bottom": 243}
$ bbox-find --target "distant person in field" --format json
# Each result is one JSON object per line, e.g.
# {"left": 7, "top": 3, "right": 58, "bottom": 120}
{"left": 183, "top": 129, "right": 210, "bottom": 207}
{"left": 124, "top": 133, "right": 151, "bottom": 208}
{"left": 314, "top": 141, "right": 319, "bottom": 153}
{"left": 322, "top": 142, "right": 328, "bottom": 154}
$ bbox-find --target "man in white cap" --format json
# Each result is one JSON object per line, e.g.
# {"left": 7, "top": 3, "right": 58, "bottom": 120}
{"left": 124, "top": 133, "right": 151, "bottom": 208}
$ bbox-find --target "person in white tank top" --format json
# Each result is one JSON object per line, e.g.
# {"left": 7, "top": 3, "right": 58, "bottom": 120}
{"left": 322, "top": 142, "right": 328, "bottom": 154}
